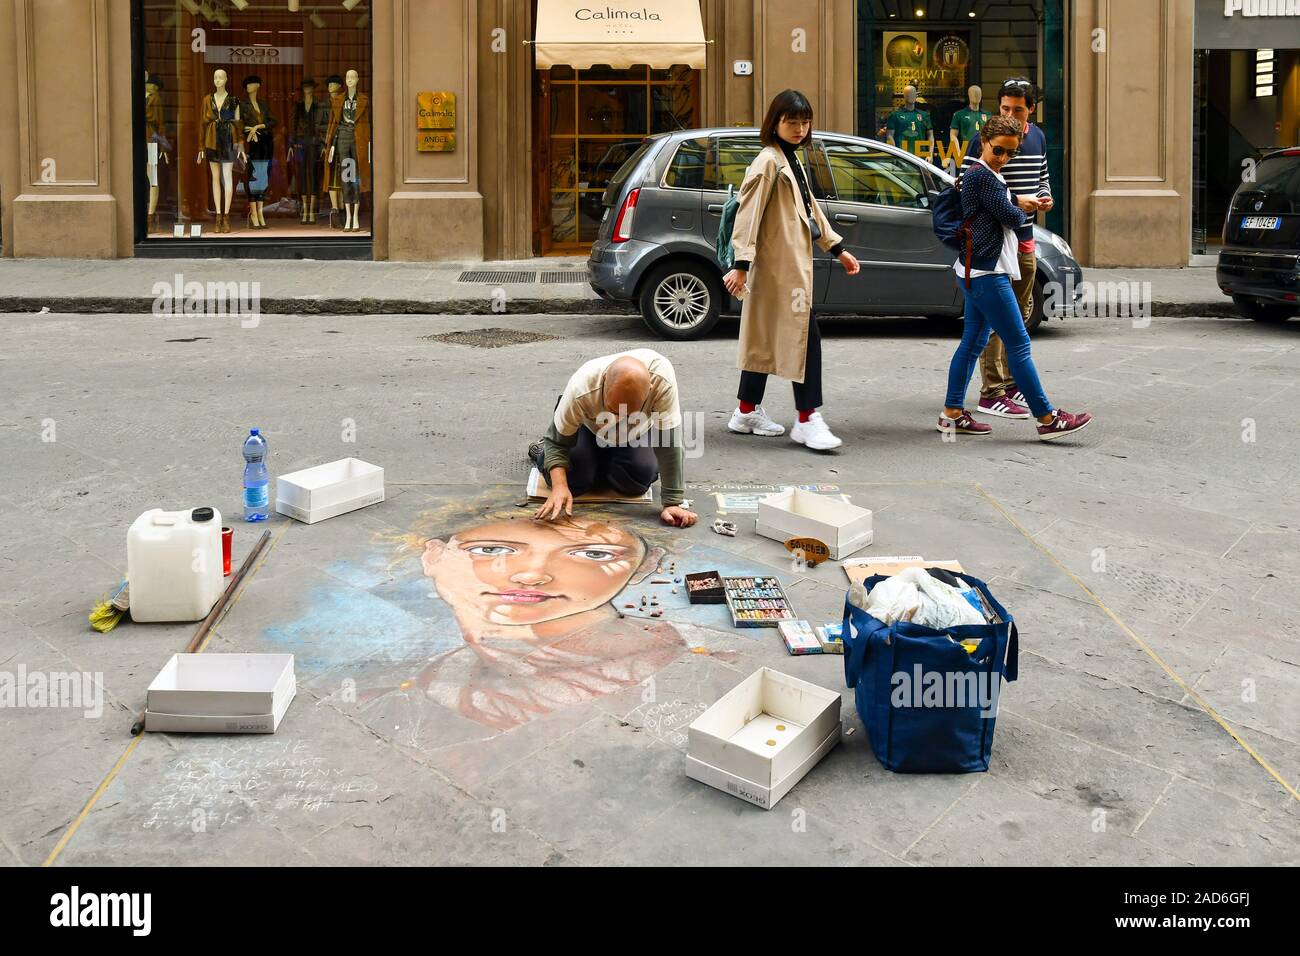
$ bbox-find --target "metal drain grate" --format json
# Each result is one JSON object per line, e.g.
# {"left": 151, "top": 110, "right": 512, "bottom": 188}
{"left": 457, "top": 270, "right": 538, "bottom": 283}
{"left": 423, "top": 328, "right": 559, "bottom": 348}
{"left": 539, "top": 270, "right": 592, "bottom": 284}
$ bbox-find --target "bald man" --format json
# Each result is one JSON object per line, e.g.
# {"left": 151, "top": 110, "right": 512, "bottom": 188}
{"left": 532, "top": 349, "right": 697, "bottom": 528}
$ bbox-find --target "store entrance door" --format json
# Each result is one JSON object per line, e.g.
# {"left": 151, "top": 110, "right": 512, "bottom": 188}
{"left": 533, "top": 64, "right": 699, "bottom": 255}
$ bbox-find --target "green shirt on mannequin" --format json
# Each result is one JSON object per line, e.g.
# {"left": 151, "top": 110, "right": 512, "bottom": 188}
{"left": 886, "top": 107, "right": 932, "bottom": 155}
{"left": 950, "top": 107, "right": 992, "bottom": 145}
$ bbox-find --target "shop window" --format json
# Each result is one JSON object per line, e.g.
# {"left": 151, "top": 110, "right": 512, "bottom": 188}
{"left": 1192, "top": 48, "right": 1299, "bottom": 255}
{"left": 138, "top": 0, "right": 372, "bottom": 241}
{"left": 537, "top": 64, "right": 700, "bottom": 253}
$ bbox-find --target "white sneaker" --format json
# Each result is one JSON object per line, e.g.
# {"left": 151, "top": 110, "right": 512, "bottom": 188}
{"left": 790, "top": 412, "right": 843, "bottom": 451}
{"left": 728, "top": 405, "right": 785, "bottom": 436}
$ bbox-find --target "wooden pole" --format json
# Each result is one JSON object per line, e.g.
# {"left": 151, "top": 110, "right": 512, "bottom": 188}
{"left": 129, "top": 529, "right": 273, "bottom": 736}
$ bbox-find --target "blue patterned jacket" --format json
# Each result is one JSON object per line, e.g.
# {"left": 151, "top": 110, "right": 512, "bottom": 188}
{"left": 958, "top": 161, "right": 1031, "bottom": 274}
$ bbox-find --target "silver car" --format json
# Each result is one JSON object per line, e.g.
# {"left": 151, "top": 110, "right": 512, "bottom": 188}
{"left": 587, "top": 127, "right": 1083, "bottom": 340}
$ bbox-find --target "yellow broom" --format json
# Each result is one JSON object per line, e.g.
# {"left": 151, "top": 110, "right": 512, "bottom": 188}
{"left": 89, "top": 579, "right": 130, "bottom": 633}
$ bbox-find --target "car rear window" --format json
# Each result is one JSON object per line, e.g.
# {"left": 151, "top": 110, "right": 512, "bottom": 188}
{"left": 608, "top": 139, "right": 655, "bottom": 189}
{"left": 1236, "top": 155, "right": 1300, "bottom": 212}
{"left": 664, "top": 137, "right": 709, "bottom": 188}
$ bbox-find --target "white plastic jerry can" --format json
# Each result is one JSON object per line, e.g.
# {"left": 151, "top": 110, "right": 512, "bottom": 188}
{"left": 127, "top": 507, "right": 224, "bottom": 623}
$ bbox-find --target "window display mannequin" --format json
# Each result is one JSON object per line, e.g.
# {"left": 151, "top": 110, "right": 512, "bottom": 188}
{"left": 325, "top": 69, "right": 372, "bottom": 233}
{"left": 198, "top": 69, "right": 244, "bottom": 234}
{"left": 949, "top": 85, "right": 991, "bottom": 154}
{"left": 322, "top": 75, "right": 345, "bottom": 228}
{"left": 885, "top": 85, "right": 934, "bottom": 161}
{"left": 144, "top": 73, "right": 171, "bottom": 234}
{"left": 241, "top": 75, "right": 276, "bottom": 230}
{"left": 291, "top": 78, "right": 328, "bottom": 225}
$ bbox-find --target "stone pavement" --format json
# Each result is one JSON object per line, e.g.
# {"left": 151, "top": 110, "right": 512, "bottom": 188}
{"left": 0, "top": 255, "right": 1234, "bottom": 318}
{"left": 1, "top": 305, "right": 1297, "bottom": 866}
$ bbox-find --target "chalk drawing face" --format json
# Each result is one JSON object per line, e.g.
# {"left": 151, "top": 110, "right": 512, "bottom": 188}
{"left": 421, "top": 517, "right": 644, "bottom": 627}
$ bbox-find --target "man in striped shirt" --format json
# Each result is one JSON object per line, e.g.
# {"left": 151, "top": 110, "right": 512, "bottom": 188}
{"left": 960, "top": 78, "right": 1054, "bottom": 420}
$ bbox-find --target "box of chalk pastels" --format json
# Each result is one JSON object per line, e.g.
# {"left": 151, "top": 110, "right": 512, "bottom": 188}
{"left": 724, "top": 575, "right": 796, "bottom": 628}
{"left": 685, "top": 570, "right": 726, "bottom": 605}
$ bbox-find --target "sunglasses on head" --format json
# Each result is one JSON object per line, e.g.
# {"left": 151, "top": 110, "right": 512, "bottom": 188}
{"left": 1003, "top": 78, "right": 1033, "bottom": 90}
{"left": 990, "top": 145, "right": 1020, "bottom": 158}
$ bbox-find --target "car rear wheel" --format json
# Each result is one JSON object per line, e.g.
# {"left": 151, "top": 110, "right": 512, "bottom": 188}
{"left": 1232, "top": 295, "right": 1298, "bottom": 323}
{"left": 638, "top": 261, "right": 723, "bottom": 341}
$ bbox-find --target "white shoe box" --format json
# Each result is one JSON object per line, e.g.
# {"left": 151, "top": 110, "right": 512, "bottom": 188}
{"left": 756, "top": 487, "right": 874, "bottom": 561}
{"left": 144, "top": 653, "right": 296, "bottom": 734}
{"left": 275, "top": 458, "right": 384, "bottom": 524}
{"left": 685, "top": 667, "right": 842, "bottom": 809}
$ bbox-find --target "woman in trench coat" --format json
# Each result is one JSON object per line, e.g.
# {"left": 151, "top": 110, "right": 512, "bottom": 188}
{"left": 723, "top": 89, "right": 861, "bottom": 451}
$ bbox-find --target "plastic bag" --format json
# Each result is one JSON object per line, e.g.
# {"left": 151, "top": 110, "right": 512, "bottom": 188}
{"left": 863, "top": 567, "right": 987, "bottom": 630}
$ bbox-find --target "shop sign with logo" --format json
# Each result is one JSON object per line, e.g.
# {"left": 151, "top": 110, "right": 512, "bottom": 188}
{"left": 417, "top": 91, "right": 457, "bottom": 130}
{"left": 204, "top": 46, "right": 304, "bottom": 65}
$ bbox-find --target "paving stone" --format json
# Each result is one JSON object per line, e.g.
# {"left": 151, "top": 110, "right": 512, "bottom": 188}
{"left": 1132, "top": 776, "right": 1300, "bottom": 866}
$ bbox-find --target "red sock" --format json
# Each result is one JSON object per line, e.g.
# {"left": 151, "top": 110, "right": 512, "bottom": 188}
{"left": 798, "top": 408, "right": 815, "bottom": 423}
{"left": 738, "top": 401, "right": 757, "bottom": 414}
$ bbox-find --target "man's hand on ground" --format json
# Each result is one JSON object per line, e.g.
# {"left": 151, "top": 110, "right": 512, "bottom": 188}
{"left": 661, "top": 505, "right": 697, "bottom": 528}
{"left": 536, "top": 484, "right": 574, "bottom": 521}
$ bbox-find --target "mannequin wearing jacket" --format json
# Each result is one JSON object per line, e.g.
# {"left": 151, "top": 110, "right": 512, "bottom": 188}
{"left": 242, "top": 75, "right": 276, "bottom": 230}
{"left": 144, "top": 73, "right": 170, "bottom": 233}
{"left": 198, "top": 69, "right": 244, "bottom": 234}
{"left": 322, "top": 75, "right": 344, "bottom": 227}
{"left": 325, "top": 69, "right": 372, "bottom": 233}
{"left": 291, "top": 78, "right": 328, "bottom": 224}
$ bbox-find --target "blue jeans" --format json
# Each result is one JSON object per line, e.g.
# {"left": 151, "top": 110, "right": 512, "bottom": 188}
{"left": 945, "top": 273, "right": 1052, "bottom": 418}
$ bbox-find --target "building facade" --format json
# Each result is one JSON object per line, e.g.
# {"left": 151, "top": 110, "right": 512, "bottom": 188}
{"left": 0, "top": 1, "right": 1293, "bottom": 267}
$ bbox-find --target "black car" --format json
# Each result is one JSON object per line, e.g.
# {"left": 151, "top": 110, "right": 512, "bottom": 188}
{"left": 1217, "top": 147, "right": 1300, "bottom": 322}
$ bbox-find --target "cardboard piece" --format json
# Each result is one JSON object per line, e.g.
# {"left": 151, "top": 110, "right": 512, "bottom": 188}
{"left": 756, "top": 488, "right": 874, "bottom": 561}
{"left": 686, "top": 667, "right": 841, "bottom": 809}
{"left": 784, "top": 536, "right": 831, "bottom": 566}
{"left": 276, "top": 458, "right": 384, "bottom": 524}
{"left": 144, "top": 653, "right": 296, "bottom": 734}
{"left": 841, "top": 558, "right": 964, "bottom": 588}
{"left": 526, "top": 467, "right": 653, "bottom": 504}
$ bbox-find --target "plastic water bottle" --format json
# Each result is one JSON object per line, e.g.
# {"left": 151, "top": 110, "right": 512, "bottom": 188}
{"left": 242, "top": 428, "right": 270, "bottom": 522}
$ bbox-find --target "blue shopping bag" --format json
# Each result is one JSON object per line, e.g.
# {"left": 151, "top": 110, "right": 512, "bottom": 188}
{"left": 841, "top": 573, "right": 1018, "bottom": 773}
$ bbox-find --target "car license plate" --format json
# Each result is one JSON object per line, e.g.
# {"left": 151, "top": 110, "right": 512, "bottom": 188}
{"left": 1241, "top": 216, "right": 1281, "bottom": 230}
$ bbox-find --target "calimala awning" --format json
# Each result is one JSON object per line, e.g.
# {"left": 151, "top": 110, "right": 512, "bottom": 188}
{"left": 533, "top": 0, "right": 708, "bottom": 70}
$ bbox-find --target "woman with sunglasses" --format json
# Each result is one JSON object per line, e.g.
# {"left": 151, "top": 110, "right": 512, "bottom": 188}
{"left": 939, "top": 115, "right": 1092, "bottom": 440}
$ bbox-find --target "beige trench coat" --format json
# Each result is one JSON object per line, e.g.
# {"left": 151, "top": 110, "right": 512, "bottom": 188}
{"left": 731, "top": 145, "right": 843, "bottom": 383}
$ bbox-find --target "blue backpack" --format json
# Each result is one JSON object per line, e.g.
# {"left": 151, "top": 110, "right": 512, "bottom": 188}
{"left": 715, "top": 184, "right": 739, "bottom": 271}
{"left": 930, "top": 178, "right": 977, "bottom": 287}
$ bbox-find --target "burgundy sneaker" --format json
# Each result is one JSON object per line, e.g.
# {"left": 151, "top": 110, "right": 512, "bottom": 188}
{"left": 937, "top": 410, "right": 993, "bottom": 436}
{"left": 977, "top": 393, "right": 1031, "bottom": 419}
{"left": 1007, "top": 387, "right": 1027, "bottom": 406}
{"left": 1037, "top": 409, "right": 1093, "bottom": 441}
